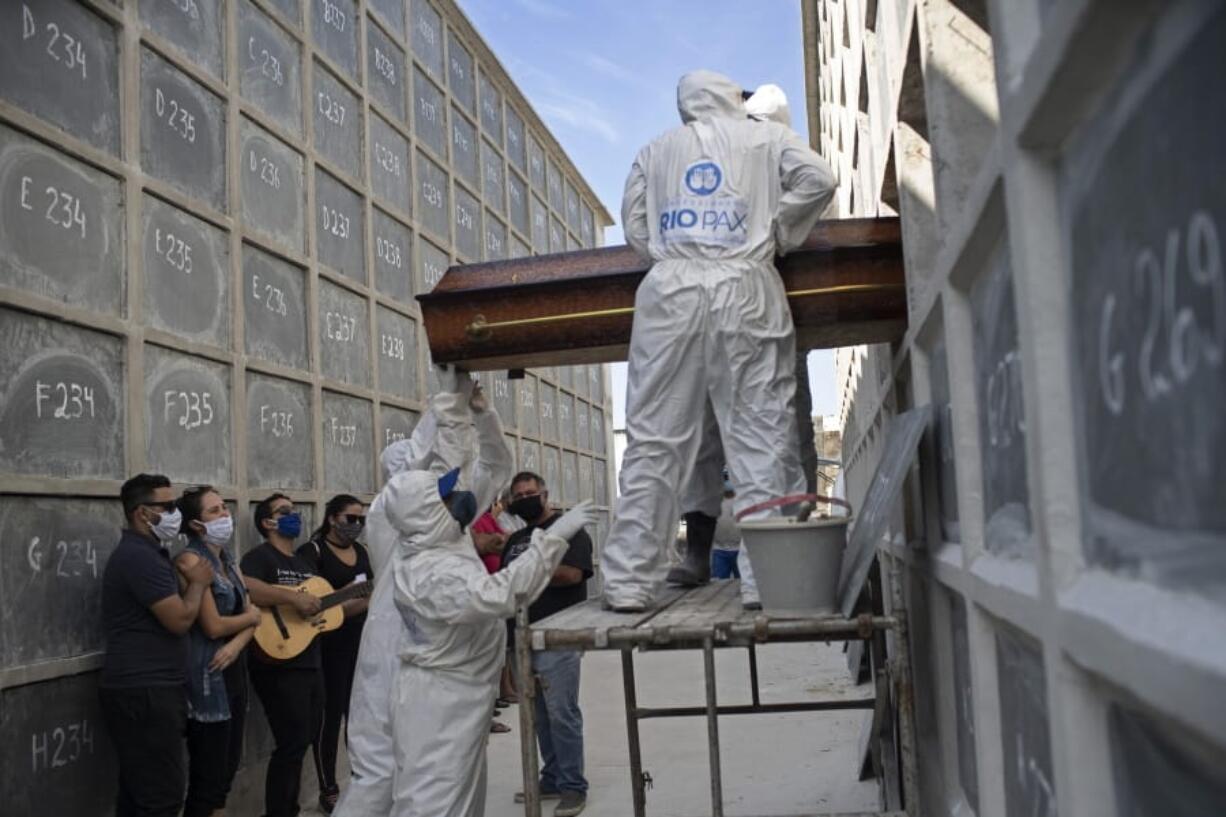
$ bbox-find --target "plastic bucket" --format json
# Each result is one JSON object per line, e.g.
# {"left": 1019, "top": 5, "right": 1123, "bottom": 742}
{"left": 740, "top": 515, "right": 851, "bottom": 616}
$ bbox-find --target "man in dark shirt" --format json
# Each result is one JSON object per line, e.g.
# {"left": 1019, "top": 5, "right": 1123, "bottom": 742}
{"left": 100, "top": 472, "right": 215, "bottom": 817}
{"left": 502, "top": 472, "right": 594, "bottom": 817}
{"left": 241, "top": 493, "right": 324, "bottom": 817}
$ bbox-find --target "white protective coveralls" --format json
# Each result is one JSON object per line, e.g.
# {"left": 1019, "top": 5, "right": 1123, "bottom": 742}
{"left": 602, "top": 70, "right": 835, "bottom": 609}
{"left": 335, "top": 371, "right": 512, "bottom": 817}
{"left": 387, "top": 473, "right": 594, "bottom": 816}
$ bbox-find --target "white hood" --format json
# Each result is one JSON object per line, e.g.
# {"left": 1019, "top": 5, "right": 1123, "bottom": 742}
{"left": 677, "top": 69, "right": 745, "bottom": 123}
{"left": 381, "top": 470, "right": 463, "bottom": 558}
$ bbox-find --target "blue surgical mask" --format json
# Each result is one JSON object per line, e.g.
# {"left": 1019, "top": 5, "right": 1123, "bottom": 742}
{"left": 276, "top": 512, "right": 302, "bottom": 539}
{"left": 447, "top": 490, "right": 478, "bottom": 532}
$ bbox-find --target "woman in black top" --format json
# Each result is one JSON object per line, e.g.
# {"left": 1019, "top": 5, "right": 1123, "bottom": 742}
{"left": 298, "top": 494, "right": 371, "bottom": 814}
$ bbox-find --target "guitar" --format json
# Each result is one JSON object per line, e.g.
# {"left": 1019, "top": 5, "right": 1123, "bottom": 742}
{"left": 253, "top": 576, "right": 373, "bottom": 661}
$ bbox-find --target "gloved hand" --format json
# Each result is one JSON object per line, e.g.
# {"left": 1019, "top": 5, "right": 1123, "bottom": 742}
{"left": 469, "top": 381, "right": 488, "bottom": 413}
{"left": 433, "top": 364, "right": 475, "bottom": 400}
{"left": 548, "top": 500, "right": 597, "bottom": 542}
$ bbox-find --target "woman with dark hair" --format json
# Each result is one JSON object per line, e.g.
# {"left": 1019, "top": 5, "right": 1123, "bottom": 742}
{"left": 297, "top": 494, "right": 371, "bottom": 814}
{"left": 175, "top": 486, "right": 262, "bottom": 817}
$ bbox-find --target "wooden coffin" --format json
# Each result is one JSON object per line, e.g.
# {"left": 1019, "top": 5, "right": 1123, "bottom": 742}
{"left": 417, "top": 216, "right": 907, "bottom": 372}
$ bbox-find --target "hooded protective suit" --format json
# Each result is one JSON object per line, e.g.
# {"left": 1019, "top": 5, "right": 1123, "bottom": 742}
{"left": 335, "top": 371, "right": 511, "bottom": 817}
{"left": 602, "top": 70, "right": 835, "bottom": 609}
{"left": 387, "top": 473, "right": 592, "bottom": 816}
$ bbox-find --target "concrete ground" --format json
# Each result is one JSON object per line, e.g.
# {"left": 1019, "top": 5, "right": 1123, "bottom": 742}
{"left": 288, "top": 641, "right": 878, "bottom": 817}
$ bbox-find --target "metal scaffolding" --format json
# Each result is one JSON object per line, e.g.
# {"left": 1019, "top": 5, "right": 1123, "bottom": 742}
{"left": 513, "top": 570, "right": 919, "bottom": 817}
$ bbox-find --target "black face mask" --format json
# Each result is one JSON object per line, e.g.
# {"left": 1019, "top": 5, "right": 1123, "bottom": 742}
{"left": 509, "top": 495, "right": 544, "bottom": 521}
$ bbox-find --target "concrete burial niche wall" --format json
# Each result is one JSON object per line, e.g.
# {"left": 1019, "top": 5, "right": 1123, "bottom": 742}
{"left": 0, "top": 1, "right": 612, "bottom": 811}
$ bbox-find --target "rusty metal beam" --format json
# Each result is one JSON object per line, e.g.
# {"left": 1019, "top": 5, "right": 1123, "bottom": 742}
{"left": 418, "top": 217, "right": 907, "bottom": 371}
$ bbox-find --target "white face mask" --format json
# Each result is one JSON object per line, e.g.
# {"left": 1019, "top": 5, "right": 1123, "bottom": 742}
{"left": 203, "top": 515, "right": 234, "bottom": 546}
{"left": 152, "top": 507, "right": 183, "bottom": 544}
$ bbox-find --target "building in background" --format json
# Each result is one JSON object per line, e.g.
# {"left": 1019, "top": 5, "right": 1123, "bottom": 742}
{"left": 811, "top": 414, "right": 842, "bottom": 512}
{"left": 0, "top": 0, "right": 612, "bottom": 811}
{"left": 804, "top": 0, "right": 1226, "bottom": 815}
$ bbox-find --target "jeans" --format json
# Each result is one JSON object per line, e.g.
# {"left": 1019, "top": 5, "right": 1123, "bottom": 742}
{"left": 250, "top": 667, "right": 324, "bottom": 817}
{"left": 184, "top": 663, "right": 247, "bottom": 817}
{"left": 532, "top": 650, "right": 587, "bottom": 794}
{"left": 711, "top": 548, "right": 741, "bottom": 579}
{"left": 98, "top": 685, "right": 187, "bottom": 817}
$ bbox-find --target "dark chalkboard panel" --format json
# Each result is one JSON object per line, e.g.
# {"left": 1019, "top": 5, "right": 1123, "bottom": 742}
{"left": 547, "top": 159, "right": 563, "bottom": 213}
{"left": 414, "top": 67, "right": 447, "bottom": 159}
{"left": 0, "top": 673, "right": 117, "bottom": 816}
{"left": 140, "top": 0, "right": 225, "bottom": 80}
{"left": 243, "top": 244, "right": 309, "bottom": 370}
{"left": 538, "top": 383, "right": 557, "bottom": 442}
{"left": 312, "top": 61, "right": 363, "bottom": 181}
{"left": 996, "top": 624, "right": 1055, "bottom": 817}
{"left": 376, "top": 305, "right": 418, "bottom": 400}
{"left": 949, "top": 593, "right": 979, "bottom": 810}
{"left": 565, "top": 181, "right": 580, "bottom": 233}
{"left": 836, "top": 406, "right": 930, "bottom": 617}
{"left": 142, "top": 194, "right": 229, "bottom": 346}
{"left": 447, "top": 31, "right": 475, "bottom": 114}
{"left": 490, "top": 370, "right": 516, "bottom": 429}
{"left": 572, "top": 360, "right": 588, "bottom": 399}
{"left": 519, "top": 375, "right": 539, "bottom": 437}
{"left": 0, "top": 497, "right": 121, "bottom": 667}
{"left": 311, "top": 0, "right": 358, "bottom": 81}
{"left": 369, "top": 0, "right": 405, "bottom": 38}
{"left": 318, "top": 279, "right": 371, "bottom": 388}
{"left": 567, "top": 232, "right": 580, "bottom": 252}
{"left": 262, "top": 0, "right": 301, "bottom": 25}
{"left": 581, "top": 203, "right": 594, "bottom": 247}
{"left": 971, "top": 246, "right": 1032, "bottom": 557}
{"left": 506, "top": 106, "right": 526, "bottom": 173}
{"left": 507, "top": 169, "right": 529, "bottom": 237}
{"left": 380, "top": 404, "right": 420, "bottom": 451}
{"left": 528, "top": 135, "right": 546, "bottom": 191}
{"left": 454, "top": 185, "right": 480, "bottom": 261}
{"left": 484, "top": 212, "right": 506, "bottom": 261}
{"left": 322, "top": 391, "right": 374, "bottom": 493}
{"left": 315, "top": 169, "right": 365, "bottom": 283}
{"left": 542, "top": 445, "right": 560, "bottom": 492}
{"left": 141, "top": 48, "right": 227, "bottom": 211}
{"left": 1067, "top": 5, "right": 1226, "bottom": 596}
{"left": 1108, "top": 701, "right": 1226, "bottom": 817}
{"left": 0, "top": 308, "right": 124, "bottom": 479}
{"left": 238, "top": 0, "right": 302, "bottom": 137}
{"left": 451, "top": 109, "right": 478, "bottom": 188}
{"left": 416, "top": 150, "right": 450, "bottom": 242}
{"left": 416, "top": 236, "right": 448, "bottom": 294}
{"left": 0, "top": 0, "right": 120, "bottom": 155}
{"left": 593, "top": 458, "right": 608, "bottom": 506}
{"left": 558, "top": 393, "right": 574, "bottom": 446}
{"left": 509, "top": 235, "right": 529, "bottom": 260}
{"left": 561, "top": 450, "right": 578, "bottom": 505}
{"left": 411, "top": 0, "right": 444, "bottom": 79}
{"left": 589, "top": 365, "right": 604, "bottom": 403}
{"left": 549, "top": 215, "right": 565, "bottom": 254}
{"left": 479, "top": 72, "right": 503, "bottom": 146}
{"left": 240, "top": 119, "right": 305, "bottom": 251}
{"left": 520, "top": 439, "right": 541, "bottom": 477}
{"left": 592, "top": 407, "right": 606, "bottom": 454}
{"left": 373, "top": 208, "right": 413, "bottom": 303}
{"left": 246, "top": 372, "right": 313, "bottom": 489}
{"left": 579, "top": 455, "right": 593, "bottom": 503}
{"left": 482, "top": 140, "right": 505, "bottom": 215}
{"left": 531, "top": 194, "right": 548, "bottom": 251}
{"left": 929, "top": 334, "right": 961, "bottom": 542}
{"left": 368, "top": 22, "right": 406, "bottom": 123}
{"left": 0, "top": 125, "right": 125, "bottom": 316}
{"left": 369, "top": 114, "right": 411, "bottom": 217}
{"left": 144, "top": 346, "right": 232, "bottom": 485}
{"left": 576, "top": 399, "right": 590, "bottom": 452}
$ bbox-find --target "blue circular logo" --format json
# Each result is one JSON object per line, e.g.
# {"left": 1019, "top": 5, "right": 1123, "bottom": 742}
{"left": 684, "top": 162, "right": 722, "bottom": 196}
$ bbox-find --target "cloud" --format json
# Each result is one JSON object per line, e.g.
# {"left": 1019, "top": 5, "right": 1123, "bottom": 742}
{"left": 535, "top": 95, "right": 621, "bottom": 144}
{"left": 512, "top": 0, "right": 570, "bottom": 19}
{"left": 580, "top": 53, "right": 640, "bottom": 85}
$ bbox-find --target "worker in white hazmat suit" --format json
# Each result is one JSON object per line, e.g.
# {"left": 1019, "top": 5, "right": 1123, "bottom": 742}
{"left": 602, "top": 70, "right": 835, "bottom": 612}
{"left": 335, "top": 366, "right": 512, "bottom": 817}
{"left": 387, "top": 470, "right": 597, "bottom": 816}
{"left": 667, "top": 83, "right": 805, "bottom": 603}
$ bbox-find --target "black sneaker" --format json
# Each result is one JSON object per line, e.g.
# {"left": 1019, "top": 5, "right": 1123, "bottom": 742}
{"left": 513, "top": 788, "right": 562, "bottom": 803}
{"left": 554, "top": 790, "right": 587, "bottom": 816}
{"left": 318, "top": 785, "right": 340, "bottom": 814}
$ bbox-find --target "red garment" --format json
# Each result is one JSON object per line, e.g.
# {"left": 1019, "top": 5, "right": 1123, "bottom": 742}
{"left": 472, "top": 512, "right": 504, "bottom": 574}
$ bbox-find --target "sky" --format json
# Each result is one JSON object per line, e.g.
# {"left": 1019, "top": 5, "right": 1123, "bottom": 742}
{"left": 459, "top": 0, "right": 839, "bottom": 427}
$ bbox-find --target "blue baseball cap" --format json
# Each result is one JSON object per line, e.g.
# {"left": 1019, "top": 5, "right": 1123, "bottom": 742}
{"left": 437, "top": 467, "right": 461, "bottom": 499}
